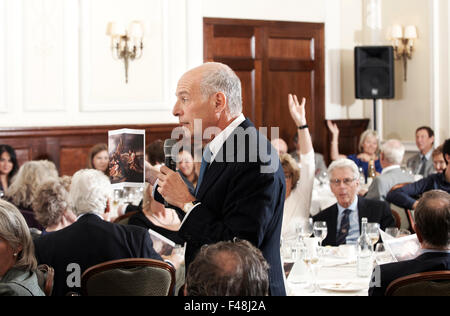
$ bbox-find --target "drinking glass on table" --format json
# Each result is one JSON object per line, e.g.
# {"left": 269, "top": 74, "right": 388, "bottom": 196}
{"left": 296, "top": 218, "right": 313, "bottom": 245}
{"left": 313, "top": 221, "right": 327, "bottom": 249}
{"left": 302, "top": 242, "right": 321, "bottom": 292}
{"left": 385, "top": 227, "right": 399, "bottom": 238}
{"left": 367, "top": 222, "right": 380, "bottom": 249}
{"left": 398, "top": 228, "right": 411, "bottom": 237}
{"left": 374, "top": 243, "right": 394, "bottom": 265}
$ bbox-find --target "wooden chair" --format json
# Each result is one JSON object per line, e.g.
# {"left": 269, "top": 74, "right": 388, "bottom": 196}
{"left": 36, "top": 264, "right": 55, "bottom": 296}
{"left": 390, "top": 209, "right": 402, "bottom": 229}
{"left": 113, "top": 211, "right": 138, "bottom": 225}
{"left": 81, "top": 258, "right": 176, "bottom": 296}
{"left": 388, "top": 182, "right": 413, "bottom": 230}
{"left": 385, "top": 270, "right": 450, "bottom": 296}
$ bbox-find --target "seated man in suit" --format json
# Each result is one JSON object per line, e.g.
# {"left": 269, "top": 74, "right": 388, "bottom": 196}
{"left": 407, "top": 126, "right": 436, "bottom": 177}
{"left": 365, "top": 139, "right": 415, "bottom": 201}
{"left": 34, "top": 169, "right": 182, "bottom": 296}
{"left": 369, "top": 190, "right": 450, "bottom": 296}
{"left": 387, "top": 138, "right": 450, "bottom": 210}
{"left": 313, "top": 159, "right": 395, "bottom": 246}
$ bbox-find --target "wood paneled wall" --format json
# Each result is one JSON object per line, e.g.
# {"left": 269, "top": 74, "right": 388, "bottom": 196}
{"left": 0, "top": 124, "right": 178, "bottom": 176}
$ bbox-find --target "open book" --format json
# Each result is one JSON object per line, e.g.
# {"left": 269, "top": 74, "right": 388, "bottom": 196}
{"left": 380, "top": 229, "right": 421, "bottom": 262}
{"left": 148, "top": 229, "right": 177, "bottom": 256}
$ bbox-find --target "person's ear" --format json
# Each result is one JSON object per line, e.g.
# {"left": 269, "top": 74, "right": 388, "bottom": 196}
{"left": 213, "top": 92, "right": 227, "bottom": 113}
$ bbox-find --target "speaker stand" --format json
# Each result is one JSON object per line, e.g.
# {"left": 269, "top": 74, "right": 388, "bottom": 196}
{"left": 372, "top": 98, "right": 377, "bottom": 131}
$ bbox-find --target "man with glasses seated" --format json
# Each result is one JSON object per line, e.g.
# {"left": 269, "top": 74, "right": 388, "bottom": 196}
{"left": 313, "top": 159, "right": 395, "bottom": 246}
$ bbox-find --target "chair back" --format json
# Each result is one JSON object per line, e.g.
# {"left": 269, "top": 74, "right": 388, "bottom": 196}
{"left": 386, "top": 270, "right": 450, "bottom": 296}
{"left": 81, "top": 258, "right": 176, "bottom": 296}
{"left": 36, "top": 264, "right": 55, "bottom": 296}
{"left": 113, "top": 211, "right": 138, "bottom": 225}
{"left": 390, "top": 209, "right": 401, "bottom": 229}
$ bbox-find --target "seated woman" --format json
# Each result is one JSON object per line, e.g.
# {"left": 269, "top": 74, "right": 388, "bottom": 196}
{"left": 327, "top": 121, "right": 382, "bottom": 180}
{"left": 129, "top": 183, "right": 184, "bottom": 245}
{"left": 5, "top": 161, "right": 59, "bottom": 230}
{"left": 177, "top": 150, "right": 197, "bottom": 194}
{"left": 0, "top": 145, "right": 19, "bottom": 196}
{"left": 32, "top": 176, "right": 76, "bottom": 235}
{"left": 387, "top": 138, "right": 450, "bottom": 210}
{"left": 280, "top": 94, "right": 315, "bottom": 240}
{"left": 87, "top": 143, "right": 109, "bottom": 176}
{"left": 0, "top": 200, "right": 45, "bottom": 296}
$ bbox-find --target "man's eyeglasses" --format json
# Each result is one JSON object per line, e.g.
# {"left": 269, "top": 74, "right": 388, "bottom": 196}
{"left": 329, "top": 178, "right": 357, "bottom": 186}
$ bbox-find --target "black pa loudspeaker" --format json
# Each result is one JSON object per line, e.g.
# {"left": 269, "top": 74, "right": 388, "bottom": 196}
{"left": 355, "top": 46, "right": 394, "bottom": 99}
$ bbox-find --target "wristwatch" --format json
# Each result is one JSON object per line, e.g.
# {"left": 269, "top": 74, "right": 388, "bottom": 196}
{"left": 183, "top": 201, "right": 200, "bottom": 213}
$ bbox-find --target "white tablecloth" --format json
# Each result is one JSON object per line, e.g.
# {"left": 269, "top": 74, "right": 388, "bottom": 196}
{"left": 286, "top": 249, "right": 371, "bottom": 296}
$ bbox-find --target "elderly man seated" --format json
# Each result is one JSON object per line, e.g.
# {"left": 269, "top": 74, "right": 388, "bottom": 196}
{"left": 365, "top": 139, "right": 415, "bottom": 201}
{"left": 313, "top": 159, "right": 395, "bottom": 246}
{"left": 369, "top": 190, "right": 450, "bottom": 296}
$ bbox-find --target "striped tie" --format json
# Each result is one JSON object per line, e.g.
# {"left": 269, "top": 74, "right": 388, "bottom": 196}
{"left": 336, "top": 209, "right": 351, "bottom": 245}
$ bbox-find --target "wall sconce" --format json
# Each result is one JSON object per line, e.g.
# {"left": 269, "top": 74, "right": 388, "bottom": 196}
{"left": 106, "top": 21, "right": 144, "bottom": 84}
{"left": 390, "top": 25, "right": 417, "bottom": 82}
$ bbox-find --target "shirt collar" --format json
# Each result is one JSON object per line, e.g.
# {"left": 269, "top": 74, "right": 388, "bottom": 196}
{"left": 77, "top": 212, "right": 104, "bottom": 221}
{"left": 381, "top": 165, "right": 401, "bottom": 175}
{"left": 207, "top": 113, "right": 246, "bottom": 162}
{"left": 422, "top": 149, "right": 433, "bottom": 160}
{"left": 420, "top": 248, "right": 450, "bottom": 254}
{"left": 337, "top": 195, "right": 358, "bottom": 215}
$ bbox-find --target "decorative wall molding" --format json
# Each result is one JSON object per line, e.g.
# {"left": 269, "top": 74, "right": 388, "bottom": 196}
{"left": 0, "top": 0, "right": 6, "bottom": 113}
{"left": 79, "top": 0, "right": 172, "bottom": 112}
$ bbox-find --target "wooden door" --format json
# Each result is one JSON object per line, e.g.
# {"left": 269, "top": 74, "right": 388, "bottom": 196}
{"left": 204, "top": 18, "right": 326, "bottom": 156}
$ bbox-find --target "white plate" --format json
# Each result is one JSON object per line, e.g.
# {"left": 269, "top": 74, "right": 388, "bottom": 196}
{"left": 319, "top": 282, "right": 367, "bottom": 292}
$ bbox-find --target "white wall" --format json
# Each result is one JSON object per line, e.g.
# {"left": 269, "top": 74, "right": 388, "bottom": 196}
{"left": 0, "top": 0, "right": 448, "bottom": 147}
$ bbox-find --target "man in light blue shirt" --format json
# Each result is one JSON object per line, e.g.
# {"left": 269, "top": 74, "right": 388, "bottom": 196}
{"left": 313, "top": 159, "right": 395, "bottom": 246}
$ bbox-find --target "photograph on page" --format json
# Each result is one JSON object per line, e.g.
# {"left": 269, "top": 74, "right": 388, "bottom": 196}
{"left": 148, "top": 228, "right": 178, "bottom": 256}
{"left": 108, "top": 129, "right": 145, "bottom": 189}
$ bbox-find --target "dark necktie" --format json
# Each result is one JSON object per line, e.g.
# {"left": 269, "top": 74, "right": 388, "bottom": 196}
{"left": 418, "top": 156, "right": 427, "bottom": 175}
{"left": 336, "top": 209, "right": 351, "bottom": 246}
{"left": 194, "top": 146, "right": 212, "bottom": 197}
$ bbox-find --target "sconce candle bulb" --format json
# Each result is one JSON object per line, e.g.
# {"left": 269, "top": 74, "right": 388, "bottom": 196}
{"left": 390, "top": 24, "right": 417, "bottom": 82}
{"left": 106, "top": 20, "right": 144, "bottom": 84}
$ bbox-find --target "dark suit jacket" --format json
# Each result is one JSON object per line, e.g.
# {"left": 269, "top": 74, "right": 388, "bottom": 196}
{"left": 167, "top": 118, "right": 286, "bottom": 296}
{"left": 312, "top": 196, "right": 395, "bottom": 246}
{"left": 369, "top": 251, "right": 450, "bottom": 296}
{"left": 34, "top": 214, "right": 162, "bottom": 296}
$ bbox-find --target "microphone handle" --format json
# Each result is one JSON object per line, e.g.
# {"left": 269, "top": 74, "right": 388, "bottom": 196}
{"left": 164, "top": 156, "right": 177, "bottom": 207}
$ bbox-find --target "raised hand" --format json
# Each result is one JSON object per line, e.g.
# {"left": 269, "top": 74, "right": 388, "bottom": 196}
{"left": 327, "top": 120, "right": 339, "bottom": 136}
{"left": 288, "top": 94, "right": 307, "bottom": 127}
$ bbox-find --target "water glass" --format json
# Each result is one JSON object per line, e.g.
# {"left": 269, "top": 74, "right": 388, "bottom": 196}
{"left": 385, "top": 227, "right": 399, "bottom": 238}
{"left": 313, "top": 221, "right": 327, "bottom": 248}
{"left": 296, "top": 218, "right": 313, "bottom": 244}
{"left": 367, "top": 222, "right": 380, "bottom": 248}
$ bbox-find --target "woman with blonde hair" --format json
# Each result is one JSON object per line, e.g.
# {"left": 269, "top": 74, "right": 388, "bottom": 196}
{"left": 5, "top": 161, "right": 58, "bottom": 230}
{"left": 0, "top": 200, "right": 44, "bottom": 296}
{"left": 327, "top": 121, "right": 382, "bottom": 180}
{"left": 32, "top": 176, "right": 76, "bottom": 235}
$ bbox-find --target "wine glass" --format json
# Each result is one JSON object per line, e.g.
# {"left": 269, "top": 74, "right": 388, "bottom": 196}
{"left": 302, "top": 242, "right": 321, "bottom": 292}
{"left": 318, "top": 171, "right": 328, "bottom": 186}
{"left": 296, "top": 218, "right": 313, "bottom": 245}
{"left": 398, "top": 228, "right": 411, "bottom": 237}
{"left": 385, "top": 227, "right": 399, "bottom": 238}
{"left": 367, "top": 222, "right": 380, "bottom": 249}
{"left": 313, "top": 221, "right": 327, "bottom": 249}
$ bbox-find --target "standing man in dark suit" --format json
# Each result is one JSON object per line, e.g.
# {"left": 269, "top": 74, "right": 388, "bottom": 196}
{"left": 149, "top": 62, "right": 286, "bottom": 295}
{"left": 369, "top": 190, "right": 450, "bottom": 296}
{"left": 313, "top": 159, "right": 395, "bottom": 246}
{"left": 34, "top": 169, "right": 181, "bottom": 296}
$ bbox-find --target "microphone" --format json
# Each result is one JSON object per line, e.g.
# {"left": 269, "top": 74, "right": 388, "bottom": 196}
{"left": 163, "top": 139, "right": 178, "bottom": 207}
{"left": 163, "top": 139, "right": 178, "bottom": 171}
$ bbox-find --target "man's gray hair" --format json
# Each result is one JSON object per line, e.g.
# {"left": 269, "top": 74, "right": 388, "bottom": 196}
{"left": 327, "top": 158, "right": 360, "bottom": 180}
{"left": 381, "top": 139, "right": 405, "bottom": 165}
{"left": 200, "top": 62, "right": 242, "bottom": 117}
